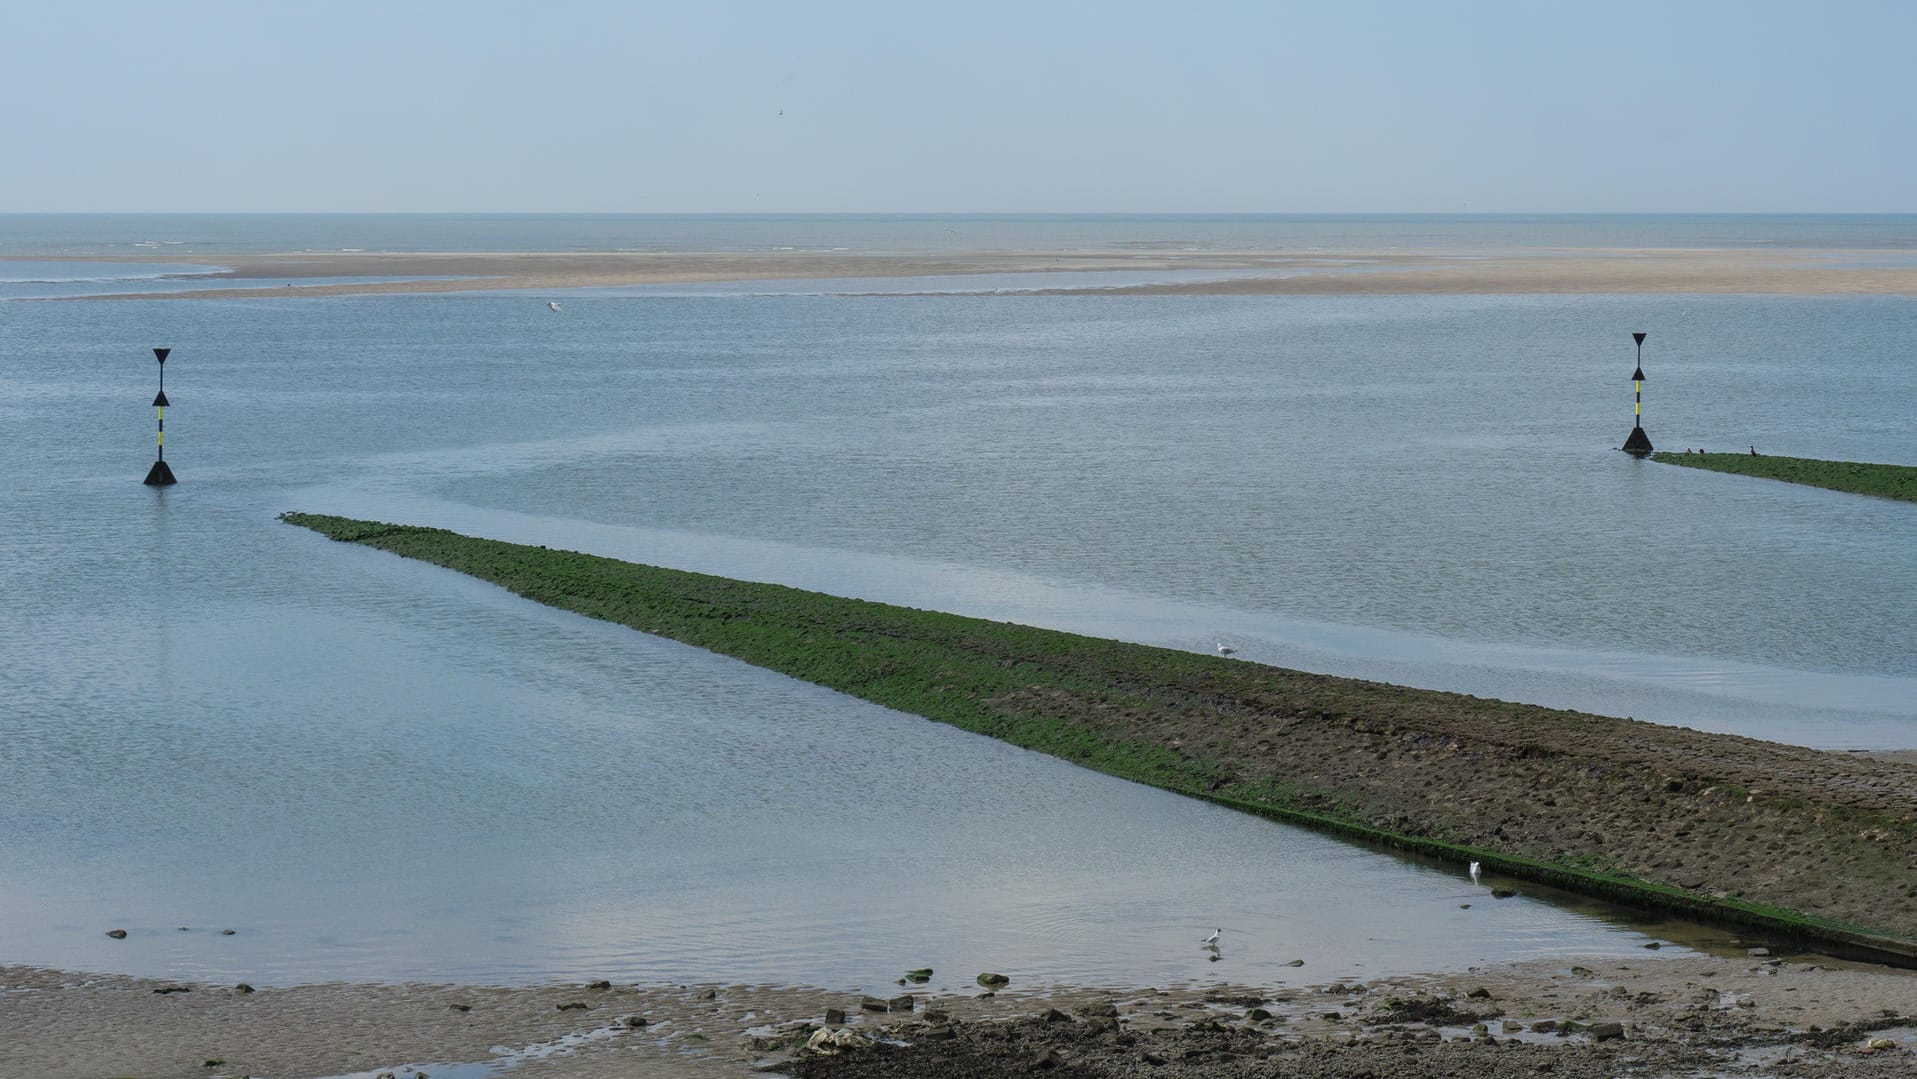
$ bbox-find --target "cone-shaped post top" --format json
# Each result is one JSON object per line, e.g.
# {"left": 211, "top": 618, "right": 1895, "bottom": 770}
{"left": 1622, "top": 332, "right": 1652, "bottom": 455}
{"left": 145, "top": 347, "right": 177, "bottom": 485}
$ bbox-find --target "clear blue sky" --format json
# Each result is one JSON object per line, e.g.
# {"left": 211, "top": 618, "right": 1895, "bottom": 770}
{"left": 5, "top": 1, "right": 1912, "bottom": 213}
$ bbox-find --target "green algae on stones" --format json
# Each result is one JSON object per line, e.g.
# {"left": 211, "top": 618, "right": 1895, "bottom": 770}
{"left": 278, "top": 513, "right": 1917, "bottom": 964}
{"left": 1653, "top": 451, "right": 1917, "bottom": 503}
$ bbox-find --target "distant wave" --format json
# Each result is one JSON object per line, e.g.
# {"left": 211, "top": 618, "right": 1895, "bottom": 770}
{"left": 0, "top": 271, "right": 228, "bottom": 285}
{"left": 0, "top": 261, "right": 229, "bottom": 287}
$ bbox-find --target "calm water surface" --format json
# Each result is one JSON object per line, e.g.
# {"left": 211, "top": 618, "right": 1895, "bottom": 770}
{"left": 3, "top": 219, "right": 1914, "bottom": 990}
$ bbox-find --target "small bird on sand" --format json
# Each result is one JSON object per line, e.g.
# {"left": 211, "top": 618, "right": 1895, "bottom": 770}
{"left": 1216, "top": 643, "right": 1236, "bottom": 657}
{"left": 1201, "top": 928, "right": 1222, "bottom": 947}
{"left": 547, "top": 301, "right": 562, "bottom": 312}
{"left": 1469, "top": 861, "right": 1482, "bottom": 885}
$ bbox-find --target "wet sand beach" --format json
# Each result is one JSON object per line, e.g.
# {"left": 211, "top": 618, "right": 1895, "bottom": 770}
{"left": 6, "top": 953, "right": 1915, "bottom": 1077}
{"left": 36, "top": 246, "right": 1917, "bottom": 299}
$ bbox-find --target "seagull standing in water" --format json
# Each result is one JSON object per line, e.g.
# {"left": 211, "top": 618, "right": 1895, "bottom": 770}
{"left": 1469, "top": 861, "right": 1482, "bottom": 885}
{"left": 1201, "top": 928, "right": 1222, "bottom": 947}
{"left": 1215, "top": 643, "right": 1236, "bottom": 657}
{"left": 547, "top": 301, "right": 562, "bottom": 312}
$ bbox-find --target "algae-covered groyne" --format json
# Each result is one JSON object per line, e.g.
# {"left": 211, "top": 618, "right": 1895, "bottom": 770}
{"left": 1654, "top": 451, "right": 1917, "bottom": 502}
{"left": 282, "top": 513, "right": 1917, "bottom": 960}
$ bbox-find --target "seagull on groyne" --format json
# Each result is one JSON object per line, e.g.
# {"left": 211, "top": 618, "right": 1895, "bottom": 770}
{"left": 1469, "top": 861, "right": 1482, "bottom": 885}
{"left": 1201, "top": 928, "right": 1222, "bottom": 947}
{"left": 547, "top": 301, "right": 562, "bottom": 312}
{"left": 1215, "top": 643, "right": 1236, "bottom": 657}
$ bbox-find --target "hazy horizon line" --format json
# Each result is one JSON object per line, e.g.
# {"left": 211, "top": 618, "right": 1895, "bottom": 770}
{"left": 7, "top": 209, "right": 1917, "bottom": 219}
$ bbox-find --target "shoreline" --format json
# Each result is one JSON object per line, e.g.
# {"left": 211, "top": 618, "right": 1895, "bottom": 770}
{"left": 6, "top": 953, "right": 1913, "bottom": 1077}
{"left": 15, "top": 246, "right": 1917, "bottom": 299}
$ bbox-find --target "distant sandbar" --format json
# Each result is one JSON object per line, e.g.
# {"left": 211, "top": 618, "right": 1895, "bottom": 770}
{"left": 20, "top": 247, "right": 1917, "bottom": 299}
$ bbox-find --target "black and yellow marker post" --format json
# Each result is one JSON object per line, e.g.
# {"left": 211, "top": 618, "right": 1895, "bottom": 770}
{"left": 1621, "top": 331, "right": 1653, "bottom": 457}
{"left": 143, "top": 347, "right": 177, "bottom": 486}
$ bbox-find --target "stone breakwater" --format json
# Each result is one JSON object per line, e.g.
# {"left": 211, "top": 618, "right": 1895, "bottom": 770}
{"left": 1652, "top": 451, "right": 1917, "bottom": 503}
{"left": 279, "top": 514, "right": 1917, "bottom": 954}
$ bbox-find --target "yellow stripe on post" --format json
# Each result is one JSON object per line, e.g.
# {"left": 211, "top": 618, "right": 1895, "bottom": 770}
{"left": 144, "top": 346, "right": 178, "bottom": 486}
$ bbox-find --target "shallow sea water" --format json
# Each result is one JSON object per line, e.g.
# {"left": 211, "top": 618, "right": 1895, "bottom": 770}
{"left": 3, "top": 221, "right": 1914, "bottom": 991}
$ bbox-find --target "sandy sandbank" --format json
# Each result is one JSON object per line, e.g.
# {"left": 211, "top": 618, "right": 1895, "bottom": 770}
{"left": 29, "top": 246, "right": 1917, "bottom": 299}
{"left": 6, "top": 953, "right": 1914, "bottom": 1078}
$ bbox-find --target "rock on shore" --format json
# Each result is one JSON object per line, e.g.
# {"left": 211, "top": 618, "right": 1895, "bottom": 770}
{"left": 6, "top": 955, "right": 1915, "bottom": 1078}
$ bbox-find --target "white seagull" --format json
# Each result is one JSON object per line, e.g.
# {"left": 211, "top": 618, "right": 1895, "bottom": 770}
{"left": 1215, "top": 643, "right": 1236, "bottom": 657}
{"left": 547, "top": 301, "right": 562, "bottom": 312}
{"left": 1469, "top": 861, "right": 1482, "bottom": 885}
{"left": 1201, "top": 928, "right": 1222, "bottom": 947}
